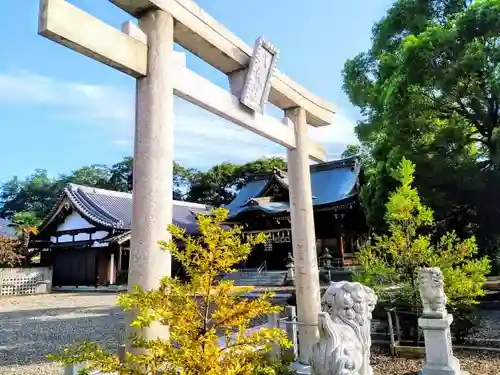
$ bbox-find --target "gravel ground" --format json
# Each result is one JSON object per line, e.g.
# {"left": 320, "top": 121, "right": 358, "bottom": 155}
{"left": 0, "top": 292, "right": 273, "bottom": 375}
{"left": 467, "top": 305, "right": 500, "bottom": 347}
{"left": 1, "top": 292, "right": 500, "bottom": 375}
{"left": 0, "top": 293, "right": 124, "bottom": 375}
{"left": 372, "top": 349, "right": 500, "bottom": 375}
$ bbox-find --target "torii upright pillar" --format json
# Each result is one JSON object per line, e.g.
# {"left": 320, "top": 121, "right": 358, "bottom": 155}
{"left": 127, "top": 9, "right": 174, "bottom": 342}
{"left": 286, "top": 108, "right": 321, "bottom": 364}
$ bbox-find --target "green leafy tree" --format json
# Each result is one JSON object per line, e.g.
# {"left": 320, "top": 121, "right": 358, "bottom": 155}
{"left": 185, "top": 162, "right": 238, "bottom": 206}
{"left": 187, "top": 157, "right": 287, "bottom": 206}
{"left": 0, "top": 158, "right": 198, "bottom": 218}
{"left": 123, "top": 157, "right": 196, "bottom": 199}
{"left": 342, "top": 0, "right": 500, "bottom": 256}
{"left": 49, "top": 208, "right": 293, "bottom": 375}
{"left": 172, "top": 162, "right": 198, "bottom": 200}
{"left": 108, "top": 157, "right": 134, "bottom": 192}
{"left": 0, "top": 170, "right": 61, "bottom": 219}
{"left": 340, "top": 144, "right": 361, "bottom": 159}
{"left": 0, "top": 212, "right": 42, "bottom": 267}
{"left": 233, "top": 157, "right": 287, "bottom": 189}
{"left": 0, "top": 156, "right": 287, "bottom": 219}
{"left": 355, "top": 158, "right": 490, "bottom": 339}
{"left": 60, "top": 165, "right": 112, "bottom": 188}
{"left": 0, "top": 166, "right": 115, "bottom": 219}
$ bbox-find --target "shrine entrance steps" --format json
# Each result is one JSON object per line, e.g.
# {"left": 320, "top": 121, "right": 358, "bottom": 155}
{"left": 222, "top": 270, "right": 287, "bottom": 286}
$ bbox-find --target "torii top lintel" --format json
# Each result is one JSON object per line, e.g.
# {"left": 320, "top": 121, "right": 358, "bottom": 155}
{"left": 109, "top": 0, "right": 335, "bottom": 127}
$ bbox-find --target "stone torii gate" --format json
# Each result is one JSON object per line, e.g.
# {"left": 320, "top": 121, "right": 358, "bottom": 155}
{"left": 38, "top": 0, "right": 335, "bottom": 364}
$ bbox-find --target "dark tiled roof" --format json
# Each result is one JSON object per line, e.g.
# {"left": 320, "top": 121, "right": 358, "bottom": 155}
{"left": 101, "top": 231, "right": 132, "bottom": 244}
{"left": 225, "top": 156, "right": 360, "bottom": 218}
{"left": 40, "top": 183, "right": 212, "bottom": 235}
{"left": 0, "top": 218, "right": 16, "bottom": 237}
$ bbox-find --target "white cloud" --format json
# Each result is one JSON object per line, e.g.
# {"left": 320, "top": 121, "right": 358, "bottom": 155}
{"left": 0, "top": 70, "right": 357, "bottom": 168}
{"left": 309, "top": 112, "right": 359, "bottom": 147}
{"left": 0, "top": 70, "right": 132, "bottom": 122}
{"left": 111, "top": 140, "right": 131, "bottom": 146}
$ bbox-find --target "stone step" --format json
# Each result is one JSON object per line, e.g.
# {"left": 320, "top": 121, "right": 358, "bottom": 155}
{"left": 222, "top": 271, "right": 287, "bottom": 286}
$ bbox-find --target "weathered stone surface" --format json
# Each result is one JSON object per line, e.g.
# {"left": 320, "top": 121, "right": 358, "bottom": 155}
{"left": 239, "top": 37, "right": 278, "bottom": 112}
{"left": 418, "top": 267, "right": 469, "bottom": 375}
{"left": 418, "top": 267, "right": 448, "bottom": 319}
{"left": 286, "top": 107, "right": 322, "bottom": 363}
{"left": 310, "top": 281, "right": 377, "bottom": 375}
{"left": 0, "top": 267, "right": 52, "bottom": 296}
{"left": 127, "top": 9, "right": 175, "bottom": 346}
{"left": 418, "top": 316, "right": 467, "bottom": 375}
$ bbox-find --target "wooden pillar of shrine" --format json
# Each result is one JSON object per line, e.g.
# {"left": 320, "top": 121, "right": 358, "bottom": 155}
{"left": 339, "top": 233, "right": 345, "bottom": 267}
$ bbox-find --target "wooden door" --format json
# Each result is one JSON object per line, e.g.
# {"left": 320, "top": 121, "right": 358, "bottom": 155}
{"left": 52, "top": 248, "right": 97, "bottom": 286}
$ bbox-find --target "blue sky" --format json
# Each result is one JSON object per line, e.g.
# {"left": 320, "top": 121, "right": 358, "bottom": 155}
{"left": 0, "top": 0, "right": 394, "bottom": 183}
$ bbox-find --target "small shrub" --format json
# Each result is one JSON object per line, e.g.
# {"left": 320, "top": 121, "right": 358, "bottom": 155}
{"left": 256, "top": 352, "right": 297, "bottom": 375}
{"left": 0, "top": 235, "right": 22, "bottom": 267}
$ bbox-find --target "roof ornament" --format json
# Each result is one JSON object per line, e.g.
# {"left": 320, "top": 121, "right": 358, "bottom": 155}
{"left": 273, "top": 168, "right": 287, "bottom": 178}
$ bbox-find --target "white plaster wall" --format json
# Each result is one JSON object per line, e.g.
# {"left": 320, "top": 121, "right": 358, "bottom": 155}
{"left": 50, "top": 211, "right": 109, "bottom": 243}
{"left": 58, "top": 211, "right": 95, "bottom": 231}
{"left": 92, "top": 231, "right": 108, "bottom": 240}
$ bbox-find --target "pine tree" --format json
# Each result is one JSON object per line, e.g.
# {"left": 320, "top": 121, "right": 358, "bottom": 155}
{"left": 50, "top": 208, "right": 293, "bottom": 375}
{"left": 355, "top": 158, "right": 490, "bottom": 339}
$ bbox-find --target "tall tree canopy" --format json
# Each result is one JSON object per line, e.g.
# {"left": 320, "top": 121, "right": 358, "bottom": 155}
{"left": 186, "top": 157, "right": 287, "bottom": 206}
{"left": 0, "top": 170, "right": 65, "bottom": 219}
{"left": 0, "top": 156, "right": 287, "bottom": 220}
{"left": 342, "top": 0, "right": 500, "bottom": 259}
{"left": 0, "top": 165, "right": 125, "bottom": 219}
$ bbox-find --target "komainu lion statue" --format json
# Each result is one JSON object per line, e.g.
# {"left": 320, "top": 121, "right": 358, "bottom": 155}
{"left": 310, "top": 281, "right": 377, "bottom": 375}
{"left": 418, "top": 267, "right": 447, "bottom": 319}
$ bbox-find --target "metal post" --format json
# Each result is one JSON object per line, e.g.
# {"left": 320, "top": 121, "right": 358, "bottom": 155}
{"left": 285, "top": 305, "right": 298, "bottom": 359}
{"left": 387, "top": 309, "right": 396, "bottom": 357}
{"left": 118, "top": 344, "right": 126, "bottom": 364}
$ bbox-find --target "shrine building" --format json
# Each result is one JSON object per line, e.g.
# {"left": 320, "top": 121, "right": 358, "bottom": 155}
{"left": 34, "top": 183, "right": 211, "bottom": 287}
{"left": 32, "top": 156, "right": 366, "bottom": 287}
{"left": 224, "top": 156, "right": 367, "bottom": 271}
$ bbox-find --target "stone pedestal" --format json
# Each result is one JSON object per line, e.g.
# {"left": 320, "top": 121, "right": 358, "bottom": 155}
{"left": 418, "top": 315, "right": 469, "bottom": 375}
{"left": 286, "top": 261, "right": 295, "bottom": 284}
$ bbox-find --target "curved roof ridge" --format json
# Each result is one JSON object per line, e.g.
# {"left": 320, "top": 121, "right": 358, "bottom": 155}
{"left": 38, "top": 188, "right": 69, "bottom": 232}
{"left": 174, "top": 200, "right": 212, "bottom": 209}
{"left": 225, "top": 156, "right": 362, "bottom": 219}
{"left": 255, "top": 173, "right": 290, "bottom": 199}
{"left": 67, "top": 183, "right": 132, "bottom": 198}
{"left": 37, "top": 183, "right": 214, "bottom": 236}
{"left": 66, "top": 185, "right": 124, "bottom": 228}
{"left": 310, "top": 156, "right": 358, "bottom": 173}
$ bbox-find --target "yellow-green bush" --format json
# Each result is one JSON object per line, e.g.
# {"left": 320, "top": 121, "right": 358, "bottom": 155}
{"left": 50, "top": 208, "right": 292, "bottom": 375}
